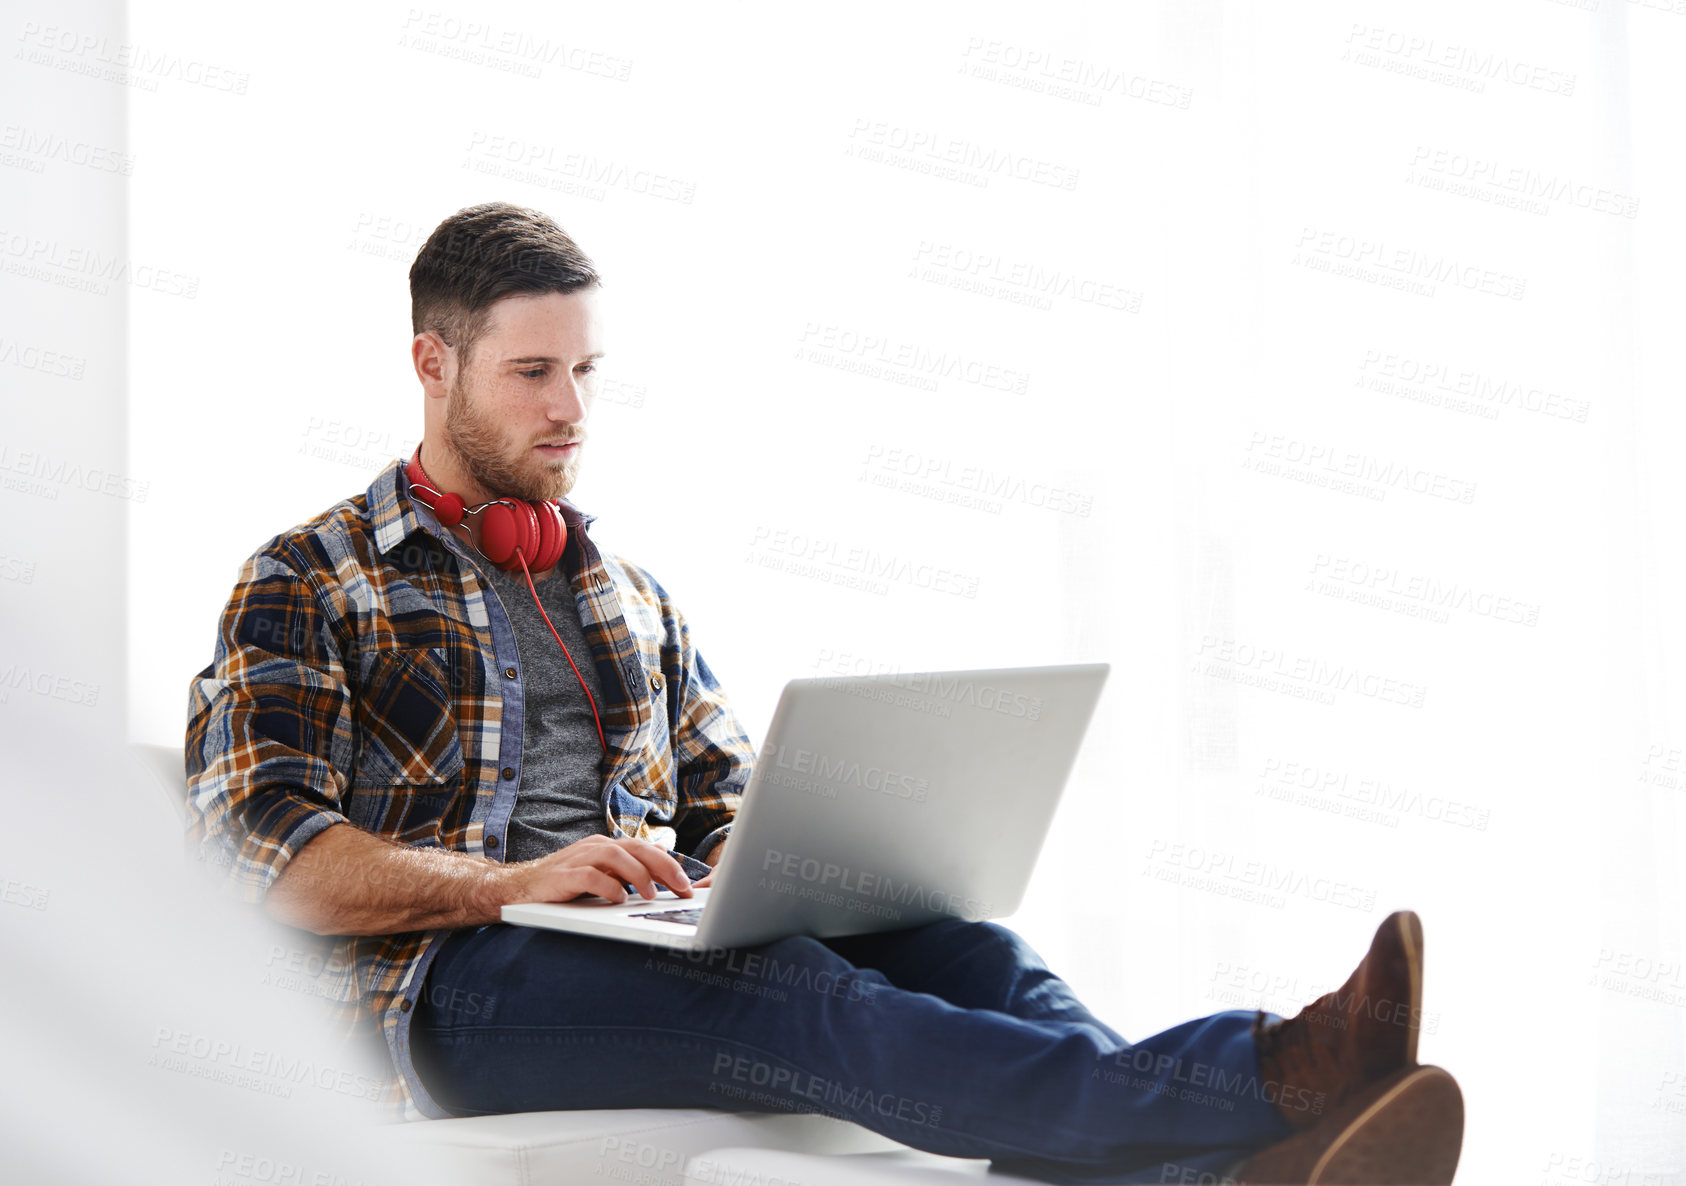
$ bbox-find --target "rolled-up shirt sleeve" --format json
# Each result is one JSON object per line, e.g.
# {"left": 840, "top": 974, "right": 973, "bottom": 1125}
{"left": 664, "top": 601, "right": 754, "bottom": 864}
{"left": 184, "top": 544, "right": 356, "bottom": 902}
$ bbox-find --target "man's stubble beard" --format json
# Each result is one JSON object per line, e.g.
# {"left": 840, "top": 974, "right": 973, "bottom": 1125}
{"left": 443, "top": 373, "right": 582, "bottom": 503}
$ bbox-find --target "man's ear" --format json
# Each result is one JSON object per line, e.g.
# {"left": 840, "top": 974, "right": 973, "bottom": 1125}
{"left": 412, "top": 331, "right": 453, "bottom": 397}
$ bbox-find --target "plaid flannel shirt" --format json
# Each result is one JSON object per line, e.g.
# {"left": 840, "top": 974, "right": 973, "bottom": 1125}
{"left": 183, "top": 457, "right": 753, "bottom": 1120}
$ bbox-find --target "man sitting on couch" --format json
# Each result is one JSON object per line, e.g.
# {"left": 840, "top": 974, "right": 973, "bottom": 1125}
{"left": 185, "top": 201, "right": 1463, "bottom": 1185}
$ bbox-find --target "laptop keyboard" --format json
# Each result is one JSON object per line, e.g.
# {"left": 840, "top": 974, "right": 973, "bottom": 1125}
{"left": 630, "top": 907, "right": 705, "bottom": 927}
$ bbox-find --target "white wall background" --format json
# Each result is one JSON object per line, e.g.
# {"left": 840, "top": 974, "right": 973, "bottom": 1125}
{"left": 3, "top": 0, "right": 1683, "bottom": 1182}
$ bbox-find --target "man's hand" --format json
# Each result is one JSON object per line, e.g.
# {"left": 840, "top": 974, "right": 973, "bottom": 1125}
{"left": 495, "top": 834, "right": 694, "bottom": 907}
{"left": 694, "top": 835, "right": 728, "bottom": 888}
{"left": 264, "top": 827, "right": 703, "bottom": 936}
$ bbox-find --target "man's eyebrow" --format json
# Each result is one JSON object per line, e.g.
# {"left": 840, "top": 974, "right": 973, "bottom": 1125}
{"left": 503, "top": 351, "right": 607, "bottom": 365}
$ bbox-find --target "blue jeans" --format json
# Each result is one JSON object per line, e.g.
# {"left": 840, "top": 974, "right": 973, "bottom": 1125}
{"left": 409, "top": 919, "right": 1293, "bottom": 1184}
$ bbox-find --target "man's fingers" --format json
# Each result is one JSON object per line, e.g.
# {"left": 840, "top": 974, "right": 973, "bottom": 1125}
{"left": 595, "top": 844, "right": 664, "bottom": 900}
{"left": 529, "top": 836, "right": 694, "bottom": 902}
{"left": 539, "top": 846, "right": 651, "bottom": 902}
{"left": 619, "top": 837, "right": 693, "bottom": 898}
{"left": 565, "top": 867, "right": 631, "bottom": 904}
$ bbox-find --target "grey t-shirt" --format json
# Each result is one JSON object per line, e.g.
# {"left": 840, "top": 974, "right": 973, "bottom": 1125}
{"left": 477, "top": 558, "right": 611, "bottom": 863}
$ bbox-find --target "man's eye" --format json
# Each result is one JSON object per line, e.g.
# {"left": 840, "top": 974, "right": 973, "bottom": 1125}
{"left": 521, "top": 368, "right": 547, "bottom": 379}
{"left": 576, "top": 364, "right": 595, "bottom": 375}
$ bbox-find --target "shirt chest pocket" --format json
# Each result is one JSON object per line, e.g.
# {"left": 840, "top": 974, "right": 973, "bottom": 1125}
{"left": 347, "top": 646, "right": 467, "bottom": 837}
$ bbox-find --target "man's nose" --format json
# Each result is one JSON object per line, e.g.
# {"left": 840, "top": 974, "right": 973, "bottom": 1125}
{"left": 548, "top": 376, "right": 589, "bottom": 422}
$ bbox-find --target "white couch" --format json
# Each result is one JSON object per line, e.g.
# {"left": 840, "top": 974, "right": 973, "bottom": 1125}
{"left": 138, "top": 743, "right": 1034, "bottom": 1186}
{"left": 370, "top": 1107, "right": 978, "bottom": 1185}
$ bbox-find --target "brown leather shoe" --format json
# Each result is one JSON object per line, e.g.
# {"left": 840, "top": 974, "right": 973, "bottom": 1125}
{"left": 1253, "top": 911, "right": 1425, "bottom": 1131}
{"left": 1234, "top": 1064, "right": 1463, "bottom": 1185}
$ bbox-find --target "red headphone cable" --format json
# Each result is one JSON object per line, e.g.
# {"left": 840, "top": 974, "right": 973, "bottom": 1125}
{"left": 405, "top": 446, "right": 609, "bottom": 753}
{"left": 512, "top": 543, "right": 608, "bottom": 754}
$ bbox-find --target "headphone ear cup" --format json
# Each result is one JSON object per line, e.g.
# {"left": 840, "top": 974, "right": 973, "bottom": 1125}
{"left": 434, "top": 493, "right": 465, "bottom": 527}
{"left": 509, "top": 500, "right": 541, "bottom": 568}
{"left": 533, "top": 501, "right": 565, "bottom": 571}
{"left": 479, "top": 502, "right": 521, "bottom": 566}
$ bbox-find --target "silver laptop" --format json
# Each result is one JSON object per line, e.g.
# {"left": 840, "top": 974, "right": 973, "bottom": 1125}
{"left": 500, "top": 663, "right": 1109, "bottom": 951}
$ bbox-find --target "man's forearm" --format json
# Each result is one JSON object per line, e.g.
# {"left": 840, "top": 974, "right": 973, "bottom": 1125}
{"left": 263, "top": 822, "right": 513, "bottom": 936}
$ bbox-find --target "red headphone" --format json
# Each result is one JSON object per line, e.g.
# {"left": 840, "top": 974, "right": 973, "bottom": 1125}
{"left": 405, "top": 443, "right": 607, "bottom": 752}
{"left": 405, "top": 444, "right": 569, "bottom": 573}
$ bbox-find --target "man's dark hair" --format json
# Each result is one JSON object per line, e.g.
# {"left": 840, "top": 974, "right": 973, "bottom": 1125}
{"left": 409, "top": 202, "right": 601, "bottom": 364}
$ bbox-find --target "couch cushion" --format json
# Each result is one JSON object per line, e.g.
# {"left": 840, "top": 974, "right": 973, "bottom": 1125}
{"left": 378, "top": 1109, "right": 911, "bottom": 1185}
{"left": 684, "top": 1146, "right": 1020, "bottom": 1185}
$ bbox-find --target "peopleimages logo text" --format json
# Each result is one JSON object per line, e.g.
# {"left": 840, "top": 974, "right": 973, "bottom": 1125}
{"left": 761, "top": 742, "right": 929, "bottom": 801}
{"left": 818, "top": 669, "right": 1043, "bottom": 721}
{"left": 760, "top": 849, "right": 991, "bottom": 920}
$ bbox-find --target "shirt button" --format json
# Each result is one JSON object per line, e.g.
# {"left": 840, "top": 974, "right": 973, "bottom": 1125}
{"left": 649, "top": 671, "right": 664, "bottom": 693}
{"left": 502, "top": 767, "right": 515, "bottom": 780}
{"left": 504, "top": 667, "right": 517, "bottom": 679}
{"left": 399, "top": 999, "right": 412, "bottom": 1013}
{"left": 485, "top": 835, "right": 499, "bottom": 849}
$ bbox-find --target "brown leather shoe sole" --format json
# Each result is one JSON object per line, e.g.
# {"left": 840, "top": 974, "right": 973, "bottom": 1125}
{"left": 1235, "top": 1064, "right": 1463, "bottom": 1185}
{"left": 1394, "top": 910, "right": 1423, "bottom": 1066}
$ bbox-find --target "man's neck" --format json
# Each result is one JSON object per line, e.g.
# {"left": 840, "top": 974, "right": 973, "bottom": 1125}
{"left": 419, "top": 438, "right": 496, "bottom": 509}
